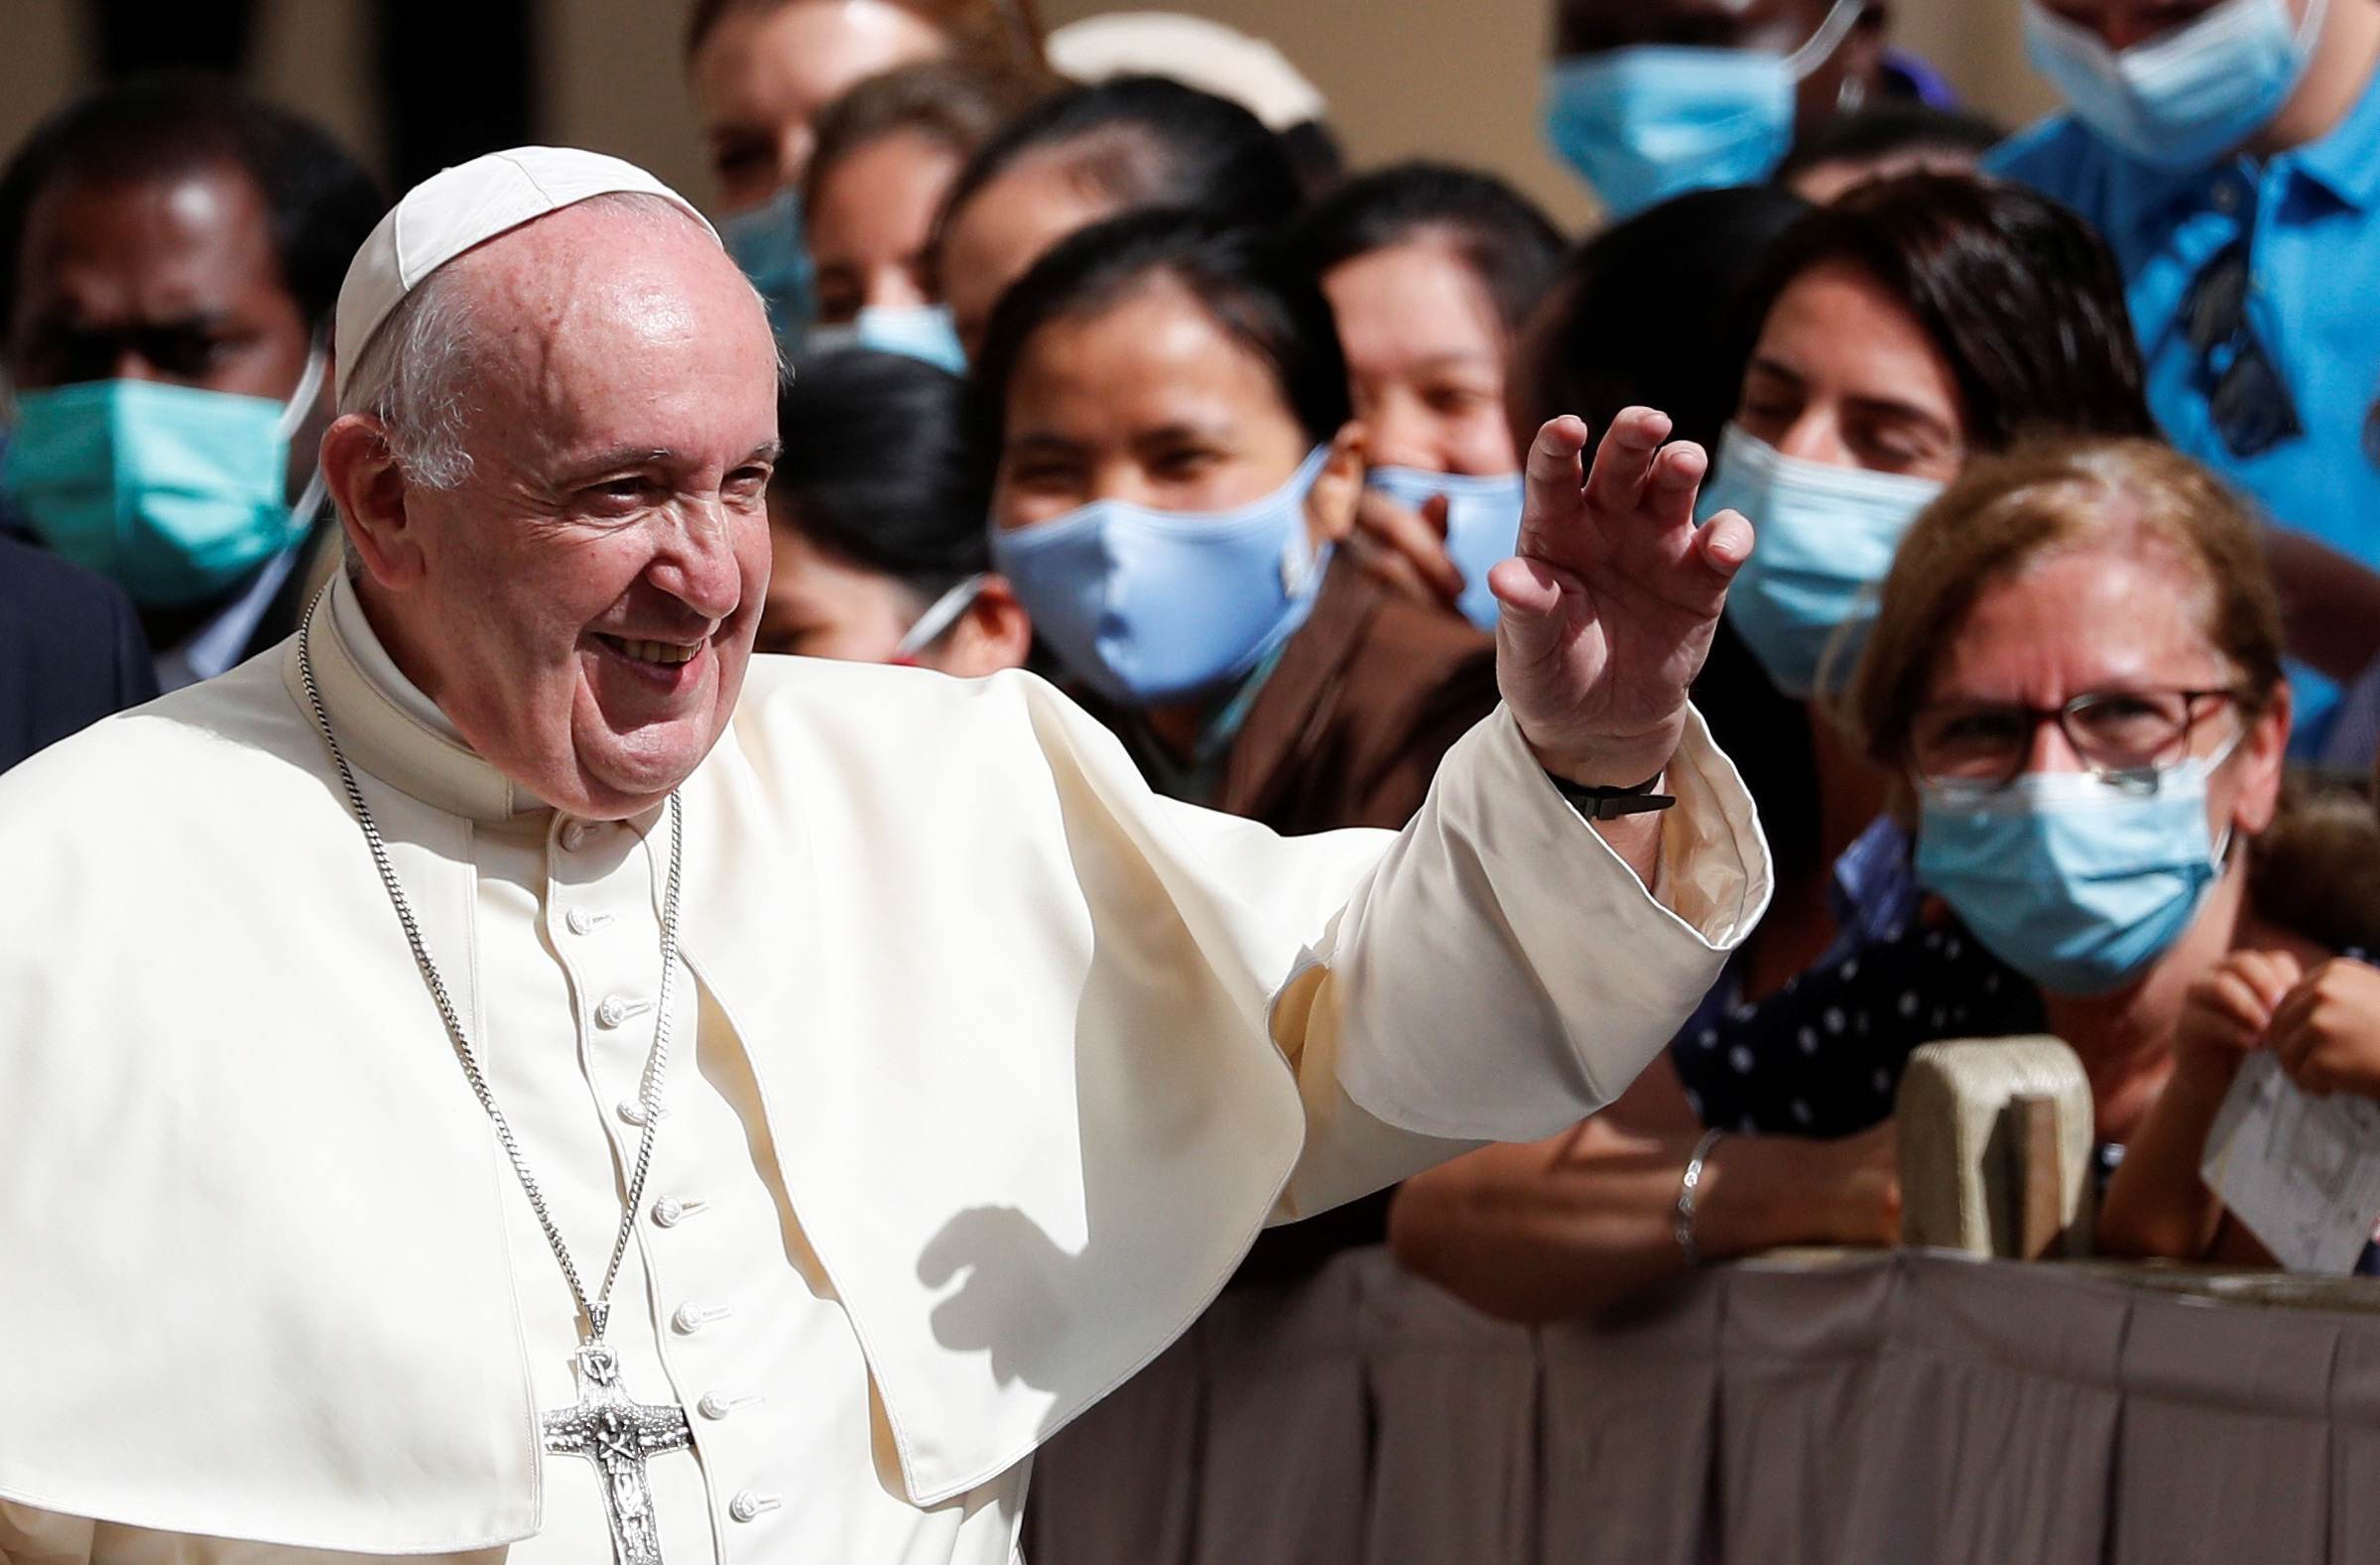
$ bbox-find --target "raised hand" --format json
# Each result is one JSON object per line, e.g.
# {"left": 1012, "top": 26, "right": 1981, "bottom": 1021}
{"left": 1490, "top": 410, "right": 1751, "bottom": 788}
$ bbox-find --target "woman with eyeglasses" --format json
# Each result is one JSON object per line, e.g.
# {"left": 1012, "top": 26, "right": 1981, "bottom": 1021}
{"left": 1386, "top": 176, "right": 2161, "bottom": 1319}
{"left": 1393, "top": 436, "right": 2327, "bottom": 1319}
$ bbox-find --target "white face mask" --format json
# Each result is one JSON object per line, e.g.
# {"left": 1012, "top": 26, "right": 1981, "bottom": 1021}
{"left": 2022, "top": 0, "right": 2328, "bottom": 168}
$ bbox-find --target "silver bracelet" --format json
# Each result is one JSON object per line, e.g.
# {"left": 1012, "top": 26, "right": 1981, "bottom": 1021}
{"left": 1675, "top": 1128, "right": 1726, "bottom": 1266}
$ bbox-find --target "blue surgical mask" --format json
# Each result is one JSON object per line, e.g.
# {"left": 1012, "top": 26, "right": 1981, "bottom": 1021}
{"left": 2022, "top": 0, "right": 2327, "bottom": 169}
{"left": 991, "top": 447, "right": 1333, "bottom": 706}
{"left": 1915, "top": 736, "right": 2239, "bottom": 996}
{"left": 807, "top": 304, "right": 967, "bottom": 375}
{"left": 0, "top": 347, "right": 327, "bottom": 607}
{"left": 1698, "top": 424, "right": 1944, "bottom": 698}
{"left": 1366, "top": 465, "right": 1526, "bottom": 632}
{"left": 1542, "top": 0, "right": 1867, "bottom": 219}
{"left": 720, "top": 188, "right": 814, "bottom": 353}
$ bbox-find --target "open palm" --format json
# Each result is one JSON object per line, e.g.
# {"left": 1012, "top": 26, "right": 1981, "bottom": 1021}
{"left": 1488, "top": 410, "right": 1752, "bottom": 787}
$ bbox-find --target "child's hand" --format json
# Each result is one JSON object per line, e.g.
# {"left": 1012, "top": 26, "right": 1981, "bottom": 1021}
{"left": 2177, "top": 949, "right": 2303, "bottom": 1076}
{"left": 2269, "top": 960, "right": 2380, "bottom": 1100}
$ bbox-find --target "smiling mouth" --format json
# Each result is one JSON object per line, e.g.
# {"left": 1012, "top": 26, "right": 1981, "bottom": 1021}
{"left": 594, "top": 634, "right": 702, "bottom": 667}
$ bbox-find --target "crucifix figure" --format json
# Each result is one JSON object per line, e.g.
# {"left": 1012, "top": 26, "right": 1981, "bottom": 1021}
{"left": 542, "top": 1341, "right": 696, "bottom": 1565}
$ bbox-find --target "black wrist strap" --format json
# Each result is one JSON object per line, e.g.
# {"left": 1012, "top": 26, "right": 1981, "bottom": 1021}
{"left": 1549, "top": 769, "right": 1677, "bottom": 820}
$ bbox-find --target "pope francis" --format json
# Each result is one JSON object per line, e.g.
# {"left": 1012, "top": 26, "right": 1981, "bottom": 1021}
{"left": 0, "top": 149, "right": 1769, "bottom": 1564}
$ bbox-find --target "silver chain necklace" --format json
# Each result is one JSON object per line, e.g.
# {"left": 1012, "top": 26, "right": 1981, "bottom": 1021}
{"left": 298, "top": 607, "right": 694, "bottom": 1565}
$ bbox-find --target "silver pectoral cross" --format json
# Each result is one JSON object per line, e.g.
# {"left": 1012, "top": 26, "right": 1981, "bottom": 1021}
{"left": 543, "top": 1342, "right": 696, "bottom": 1565}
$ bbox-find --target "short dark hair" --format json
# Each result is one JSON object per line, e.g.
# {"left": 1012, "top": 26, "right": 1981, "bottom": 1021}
{"left": 1732, "top": 173, "right": 2158, "bottom": 452}
{"left": 805, "top": 61, "right": 1041, "bottom": 211}
{"left": 772, "top": 348, "right": 991, "bottom": 594}
{"left": 970, "top": 207, "right": 1350, "bottom": 459}
{"left": 934, "top": 75, "right": 1303, "bottom": 264}
{"left": 0, "top": 74, "right": 383, "bottom": 348}
{"left": 1510, "top": 184, "right": 1813, "bottom": 456}
{"left": 1773, "top": 101, "right": 2005, "bottom": 192}
{"left": 1281, "top": 161, "right": 1566, "bottom": 337}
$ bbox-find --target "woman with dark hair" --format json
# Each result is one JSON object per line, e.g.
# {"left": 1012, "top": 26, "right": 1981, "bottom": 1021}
{"left": 979, "top": 206, "right": 1508, "bottom": 1282}
{"left": 975, "top": 206, "right": 1496, "bottom": 840}
{"left": 1392, "top": 173, "right": 2165, "bottom": 1315}
{"left": 685, "top": 0, "right": 1050, "bottom": 347}
{"left": 802, "top": 63, "right": 1040, "bottom": 369}
{"left": 932, "top": 76, "right": 1306, "bottom": 359}
{"left": 1279, "top": 163, "right": 1566, "bottom": 629}
{"left": 759, "top": 349, "right": 1033, "bottom": 676}
{"left": 1510, "top": 186, "right": 1819, "bottom": 912}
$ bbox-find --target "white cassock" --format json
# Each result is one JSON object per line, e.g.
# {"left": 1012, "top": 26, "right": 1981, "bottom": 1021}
{"left": 0, "top": 574, "right": 1768, "bottom": 1563}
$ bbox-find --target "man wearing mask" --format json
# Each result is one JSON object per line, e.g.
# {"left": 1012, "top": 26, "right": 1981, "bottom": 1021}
{"left": 1542, "top": 0, "right": 1940, "bottom": 220}
{"left": 1989, "top": 1, "right": 2380, "bottom": 577}
{"left": 0, "top": 76, "right": 382, "bottom": 691}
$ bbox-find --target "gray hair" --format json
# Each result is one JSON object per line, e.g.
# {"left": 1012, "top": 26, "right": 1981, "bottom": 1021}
{"left": 332, "top": 193, "right": 779, "bottom": 576}
{"left": 336, "top": 192, "right": 769, "bottom": 492}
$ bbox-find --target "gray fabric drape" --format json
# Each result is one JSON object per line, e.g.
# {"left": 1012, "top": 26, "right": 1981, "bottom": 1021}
{"left": 1025, "top": 1248, "right": 2380, "bottom": 1564}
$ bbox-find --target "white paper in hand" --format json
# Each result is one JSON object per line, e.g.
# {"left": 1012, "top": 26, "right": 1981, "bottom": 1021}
{"left": 2200, "top": 1052, "right": 2380, "bottom": 1274}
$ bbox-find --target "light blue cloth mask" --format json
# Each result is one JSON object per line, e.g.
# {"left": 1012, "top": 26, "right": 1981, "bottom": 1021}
{"left": 1699, "top": 424, "right": 1944, "bottom": 698}
{"left": 1542, "top": 0, "right": 1866, "bottom": 218}
{"left": 2022, "top": 0, "right": 2328, "bottom": 169}
{"left": 0, "top": 349, "right": 325, "bottom": 608}
{"left": 807, "top": 304, "right": 967, "bottom": 375}
{"left": 1916, "top": 736, "right": 2238, "bottom": 996}
{"left": 992, "top": 447, "right": 1333, "bottom": 707}
{"left": 720, "top": 188, "right": 814, "bottom": 353}
{"left": 1365, "top": 465, "right": 1526, "bottom": 631}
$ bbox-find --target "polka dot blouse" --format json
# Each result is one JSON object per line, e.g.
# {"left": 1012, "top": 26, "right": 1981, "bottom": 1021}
{"left": 1672, "top": 819, "right": 2047, "bottom": 1139}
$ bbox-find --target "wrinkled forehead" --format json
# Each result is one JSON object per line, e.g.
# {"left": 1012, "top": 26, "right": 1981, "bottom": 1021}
{"left": 1929, "top": 539, "right": 2232, "bottom": 703}
{"left": 446, "top": 202, "right": 780, "bottom": 464}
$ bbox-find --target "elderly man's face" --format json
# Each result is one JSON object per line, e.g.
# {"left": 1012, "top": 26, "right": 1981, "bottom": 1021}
{"left": 352, "top": 203, "right": 780, "bottom": 819}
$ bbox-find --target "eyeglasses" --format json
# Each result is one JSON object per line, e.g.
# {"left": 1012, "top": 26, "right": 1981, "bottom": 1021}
{"left": 1907, "top": 688, "right": 2240, "bottom": 793}
{"left": 2182, "top": 241, "right": 2302, "bottom": 461}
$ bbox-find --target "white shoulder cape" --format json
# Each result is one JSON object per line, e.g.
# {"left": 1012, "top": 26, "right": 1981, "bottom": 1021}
{"left": 0, "top": 623, "right": 1766, "bottom": 1551}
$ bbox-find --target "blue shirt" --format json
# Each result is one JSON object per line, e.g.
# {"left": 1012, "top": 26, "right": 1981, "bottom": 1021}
{"left": 1988, "top": 67, "right": 2380, "bottom": 732}
{"left": 1988, "top": 69, "right": 2380, "bottom": 566}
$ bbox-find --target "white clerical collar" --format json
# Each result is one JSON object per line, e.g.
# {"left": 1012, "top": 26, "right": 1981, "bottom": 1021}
{"left": 289, "top": 573, "right": 549, "bottom": 823}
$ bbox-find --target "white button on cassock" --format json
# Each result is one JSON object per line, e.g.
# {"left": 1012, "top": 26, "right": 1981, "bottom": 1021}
{"left": 564, "top": 907, "right": 609, "bottom": 936}
{"left": 559, "top": 820, "right": 590, "bottom": 851}
{"left": 596, "top": 994, "right": 652, "bottom": 1029}
{"left": 698, "top": 1389, "right": 760, "bottom": 1420}
{"left": 616, "top": 1098, "right": 671, "bottom": 1126}
{"left": 672, "top": 1301, "right": 729, "bottom": 1334}
{"left": 728, "top": 1492, "right": 782, "bottom": 1523}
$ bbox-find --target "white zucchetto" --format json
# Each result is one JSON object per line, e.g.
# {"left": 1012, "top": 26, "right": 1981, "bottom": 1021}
{"left": 333, "top": 146, "right": 717, "bottom": 401}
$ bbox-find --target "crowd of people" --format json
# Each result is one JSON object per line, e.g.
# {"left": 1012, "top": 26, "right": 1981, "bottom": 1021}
{"left": 9, "top": 0, "right": 2380, "bottom": 1336}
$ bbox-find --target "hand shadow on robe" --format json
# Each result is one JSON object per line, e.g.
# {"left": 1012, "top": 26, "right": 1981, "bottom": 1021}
{"left": 917, "top": 1207, "right": 1088, "bottom": 1394}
